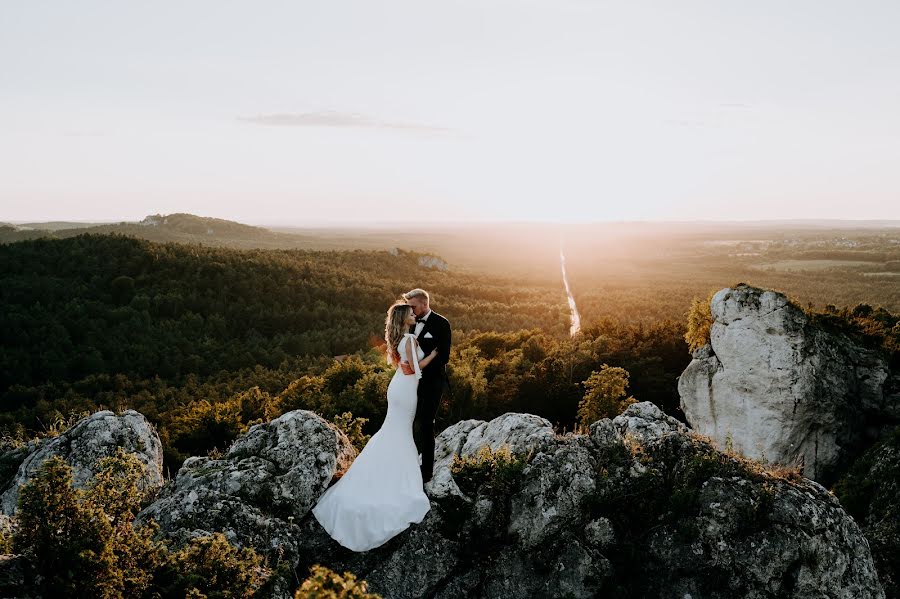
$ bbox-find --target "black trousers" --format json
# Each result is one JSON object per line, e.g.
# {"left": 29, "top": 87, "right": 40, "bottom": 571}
{"left": 414, "top": 372, "right": 444, "bottom": 481}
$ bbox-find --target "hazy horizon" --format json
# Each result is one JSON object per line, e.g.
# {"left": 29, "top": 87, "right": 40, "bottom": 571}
{"left": 6, "top": 213, "right": 900, "bottom": 231}
{"left": 3, "top": 1, "right": 899, "bottom": 223}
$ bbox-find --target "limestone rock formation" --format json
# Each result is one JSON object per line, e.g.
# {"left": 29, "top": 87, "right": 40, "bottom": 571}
{"left": 5, "top": 404, "right": 883, "bottom": 597}
{"left": 292, "top": 404, "right": 885, "bottom": 598}
{"left": 427, "top": 413, "right": 556, "bottom": 499}
{"left": 0, "top": 438, "right": 45, "bottom": 497}
{"left": 418, "top": 255, "right": 450, "bottom": 271}
{"left": 678, "top": 284, "right": 893, "bottom": 483}
{"left": 0, "top": 409, "right": 163, "bottom": 515}
{"left": 135, "top": 409, "right": 357, "bottom": 564}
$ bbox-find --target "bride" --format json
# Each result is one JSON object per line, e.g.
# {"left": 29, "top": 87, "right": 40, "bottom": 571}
{"left": 312, "top": 301, "right": 439, "bottom": 551}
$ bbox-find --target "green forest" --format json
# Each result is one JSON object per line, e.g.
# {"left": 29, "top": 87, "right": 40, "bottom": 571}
{"left": 0, "top": 235, "right": 678, "bottom": 472}
{"left": 2, "top": 233, "right": 897, "bottom": 479}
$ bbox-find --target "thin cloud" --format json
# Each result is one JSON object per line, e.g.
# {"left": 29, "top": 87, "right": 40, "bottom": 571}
{"left": 62, "top": 129, "right": 106, "bottom": 137}
{"left": 237, "top": 111, "right": 452, "bottom": 135}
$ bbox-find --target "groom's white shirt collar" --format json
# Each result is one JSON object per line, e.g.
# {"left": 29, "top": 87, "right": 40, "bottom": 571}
{"left": 414, "top": 309, "right": 431, "bottom": 337}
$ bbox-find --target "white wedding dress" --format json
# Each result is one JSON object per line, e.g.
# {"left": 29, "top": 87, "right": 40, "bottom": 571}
{"left": 312, "top": 333, "right": 431, "bottom": 551}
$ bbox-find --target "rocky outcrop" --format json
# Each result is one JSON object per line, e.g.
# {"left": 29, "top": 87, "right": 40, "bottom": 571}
{"left": 418, "top": 255, "right": 449, "bottom": 271}
{"left": 0, "top": 438, "right": 45, "bottom": 496}
{"left": 0, "top": 409, "right": 163, "bottom": 515}
{"left": 834, "top": 427, "right": 900, "bottom": 599}
{"left": 135, "top": 409, "right": 357, "bottom": 565}
{"left": 427, "top": 413, "right": 556, "bottom": 499}
{"left": 1, "top": 405, "right": 886, "bottom": 597}
{"left": 678, "top": 284, "right": 894, "bottom": 483}
{"left": 290, "top": 403, "right": 884, "bottom": 598}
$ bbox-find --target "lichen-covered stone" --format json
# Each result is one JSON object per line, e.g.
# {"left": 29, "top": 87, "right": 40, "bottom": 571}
{"left": 23, "top": 403, "right": 883, "bottom": 598}
{"left": 0, "top": 409, "right": 163, "bottom": 515}
{"left": 427, "top": 413, "right": 555, "bottom": 500}
{"left": 298, "top": 402, "right": 885, "bottom": 598}
{"left": 508, "top": 437, "right": 597, "bottom": 548}
{"left": 136, "top": 409, "right": 356, "bottom": 565}
{"left": 678, "top": 284, "right": 892, "bottom": 483}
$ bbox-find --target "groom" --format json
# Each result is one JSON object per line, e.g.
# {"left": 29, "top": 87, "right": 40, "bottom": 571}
{"left": 400, "top": 288, "right": 451, "bottom": 483}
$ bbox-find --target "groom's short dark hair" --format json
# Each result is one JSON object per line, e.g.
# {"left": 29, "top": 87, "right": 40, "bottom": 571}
{"left": 403, "top": 288, "right": 429, "bottom": 303}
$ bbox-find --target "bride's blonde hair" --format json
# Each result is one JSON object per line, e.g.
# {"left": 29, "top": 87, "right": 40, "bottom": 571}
{"left": 384, "top": 302, "right": 413, "bottom": 366}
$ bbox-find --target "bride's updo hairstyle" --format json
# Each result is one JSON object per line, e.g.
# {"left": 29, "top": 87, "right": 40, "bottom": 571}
{"left": 385, "top": 302, "right": 414, "bottom": 366}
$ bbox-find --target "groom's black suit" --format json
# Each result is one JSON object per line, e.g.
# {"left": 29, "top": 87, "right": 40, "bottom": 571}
{"left": 411, "top": 310, "right": 451, "bottom": 483}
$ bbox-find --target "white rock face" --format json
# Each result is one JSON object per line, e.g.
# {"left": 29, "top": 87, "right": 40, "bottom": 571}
{"left": 611, "top": 401, "right": 688, "bottom": 443}
{"left": 678, "top": 285, "right": 891, "bottom": 482}
{"left": 418, "top": 255, "right": 449, "bottom": 271}
{"left": 8, "top": 404, "right": 882, "bottom": 598}
{"left": 0, "top": 409, "right": 164, "bottom": 515}
{"left": 359, "top": 403, "right": 885, "bottom": 598}
{"left": 136, "top": 409, "right": 356, "bottom": 563}
{"left": 426, "top": 413, "right": 556, "bottom": 499}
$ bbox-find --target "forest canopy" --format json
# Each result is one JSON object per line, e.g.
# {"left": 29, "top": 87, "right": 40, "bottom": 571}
{"left": 1, "top": 233, "right": 896, "bottom": 475}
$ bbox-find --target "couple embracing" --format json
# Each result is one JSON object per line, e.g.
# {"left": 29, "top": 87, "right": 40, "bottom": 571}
{"left": 312, "top": 288, "right": 451, "bottom": 552}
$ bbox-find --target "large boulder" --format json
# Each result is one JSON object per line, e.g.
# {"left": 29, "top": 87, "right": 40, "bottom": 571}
{"left": 678, "top": 284, "right": 893, "bottom": 483}
{"left": 300, "top": 403, "right": 885, "bottom": 598}
{"left": 0, "top": 409, "right": 163, "bottom": 515}
{"left": 426, "top": 413, "right": 556, "bottom": 499}
{"left": 136, "top": 409, "right": 356, "bottom": 564}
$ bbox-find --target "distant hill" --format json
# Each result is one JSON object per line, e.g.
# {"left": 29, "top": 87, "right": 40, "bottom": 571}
{"left": 15, "top": 220, "right": 114, "bottom": 231}
{"left": 134, "top": 213, "right": 270, "bottom": 237}
{"left": 0, "top": 214, "right": 475, "bottom": 278}
{"left": 0, "top": 213, "right": 324, "bottom": 250}
{"left": 5, "top": 214, "right": 900, "bottom": 289}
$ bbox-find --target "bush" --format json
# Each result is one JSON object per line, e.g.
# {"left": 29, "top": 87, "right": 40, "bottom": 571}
{"left": 159, "top": 533, "right": 266, "bottom": 598}
{"left": 14, "top": 456, "right": 120, "bottom": 597}
{"left": 12, "top": 452, "right": 268, "bottom": 598}
{"left": 684, "top": 292, "right": 715, "bottom": 352}
{"left": 295, "top": 564, "right": 381, "bottom": 598}
{"left": 577, "top": 364, "right": 636, "bottom": 427}
{"left": 330, "top": 412, "right": 371, "bottom": 450}
{"left": 88, "top": 447, "right": 149, "bottom": 524}
{"left": 450, "top": 444, "right": 529, "bottom": 497}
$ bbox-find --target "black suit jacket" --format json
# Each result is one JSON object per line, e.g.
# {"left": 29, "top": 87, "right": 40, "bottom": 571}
{"left": 412, "top": 310, "right": 451, "bottom": 379}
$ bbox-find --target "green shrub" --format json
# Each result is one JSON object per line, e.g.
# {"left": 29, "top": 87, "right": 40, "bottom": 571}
{"left": 330, "top": 412, "right": 371, "bottom": 450}
{"left": 295, "top": 564, "right": 381, "bottom": 598}
{"left": 160, "top": 533, "right": 266, "bottom": 598}
{"left": 278, "top": 376, "right": 326, "bottom": 414}
{"left": 577, "top": 364, "right": 636, "bottom": 427}
{"left": 12, "top": 453, "right": 268, "bottom": 598}
{"left": 166, "top": 386, "right": 278, "bottom": 463}
{"left": 13, "top": 455, "right": 120, "bottom": 597}
{"left": 450, "top": 444, "right": 529, "bottom": 498}
{"left": 684, "top": 292, "right": 715, "bottom": 352}
{"left": 88, "top": 447, "right": 149, "bottom": 524}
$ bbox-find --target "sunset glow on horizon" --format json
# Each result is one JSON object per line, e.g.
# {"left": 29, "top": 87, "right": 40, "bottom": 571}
{"left": 2, "top": 1, "right": 899, "bottom": 224}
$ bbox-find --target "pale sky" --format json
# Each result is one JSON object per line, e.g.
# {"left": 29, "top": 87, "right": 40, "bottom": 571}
{"left": 2, "top": 1, "right": 899, "bottom": 225}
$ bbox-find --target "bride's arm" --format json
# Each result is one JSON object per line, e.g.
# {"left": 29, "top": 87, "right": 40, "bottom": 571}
{"left": 404, "top": 337, "right": 422, "bottom": 379}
